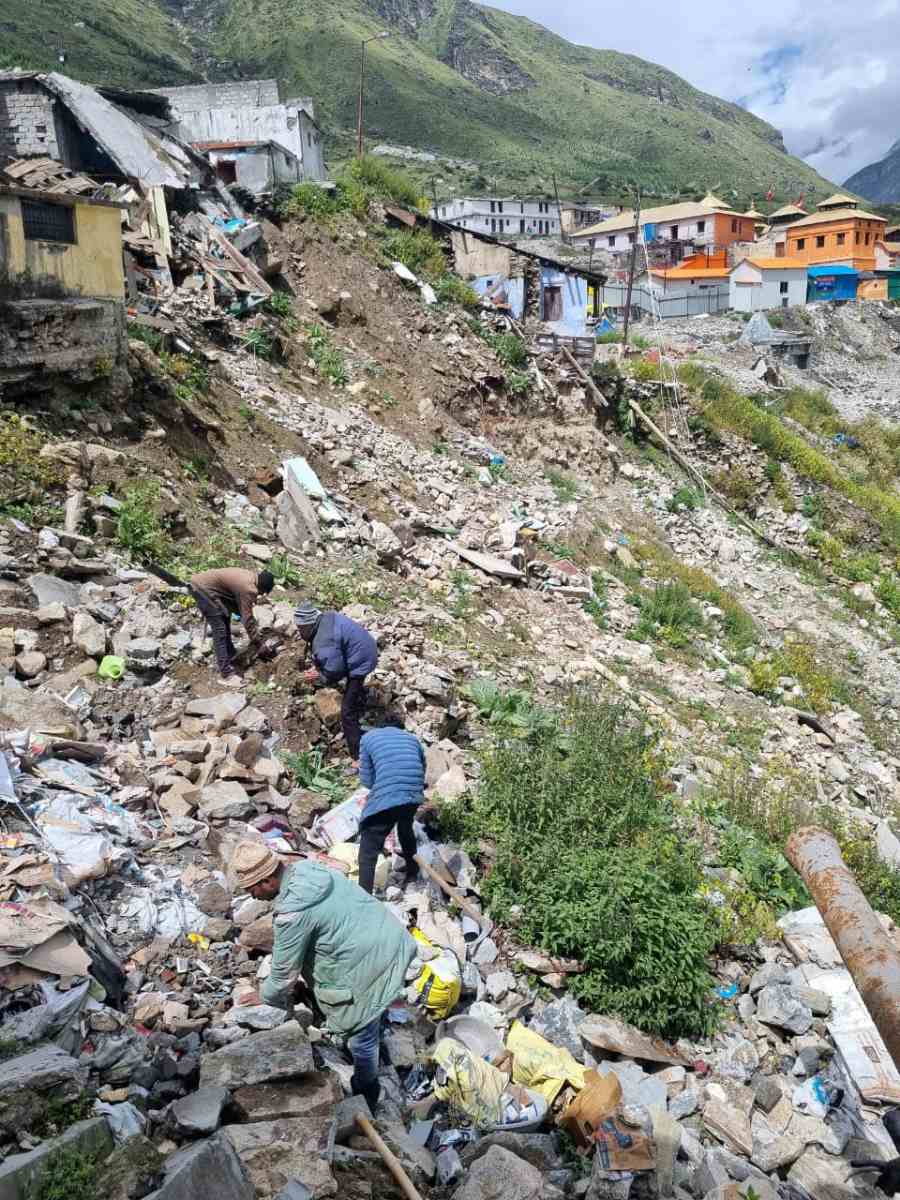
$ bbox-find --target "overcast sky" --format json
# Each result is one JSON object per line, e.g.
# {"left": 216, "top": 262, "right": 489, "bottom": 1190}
{"left": 484, "top": 0, "right": 900, "bottom": 184}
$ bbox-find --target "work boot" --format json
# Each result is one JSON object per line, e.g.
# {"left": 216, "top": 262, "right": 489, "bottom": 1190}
{"left": 402, "top": 858, "right": 420, "bottom": 888}
{"left": 351, "top": 1075, "right": 381, "bottom": 1112}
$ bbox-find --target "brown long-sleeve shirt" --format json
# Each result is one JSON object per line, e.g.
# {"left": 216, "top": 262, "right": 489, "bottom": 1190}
{"left": 190, "top": 568, "right": 261, "bottom": 641}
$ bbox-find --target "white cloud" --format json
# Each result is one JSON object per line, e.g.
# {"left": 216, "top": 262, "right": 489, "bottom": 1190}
{"left": 481, "top": 0, "right": 899, "bottom": 183}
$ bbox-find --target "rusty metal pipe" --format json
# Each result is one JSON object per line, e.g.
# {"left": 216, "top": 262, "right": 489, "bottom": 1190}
{"left": 786, "top": 826, "right": 900, "bottom": 1069}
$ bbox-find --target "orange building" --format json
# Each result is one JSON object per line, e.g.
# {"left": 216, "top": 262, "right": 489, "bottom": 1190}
{"left": 784, "top": 196, "right": 887, "bottom": 270}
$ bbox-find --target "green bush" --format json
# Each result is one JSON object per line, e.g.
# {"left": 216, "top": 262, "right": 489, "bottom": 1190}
{"left": 382, "top": 229, "right": 446, "bottom": 280}
{"left": 116, "top": 483, "right": 171, "bottom": 562}
{"left": 306, "top": 324, "right": 349, "bottom": 386}
{"left": 633, "top": 580, "right": 703, "bottom": 647}
{"left": 434, "top": 274, "right": 480, "bottom": 307}
{"left": 505, "top": 370, "right": 531, "bottom": 396}
{"left": 342, "top": 155, "right": 424, "bottom": 210}
{"left": 666, "top": 487, "right": 701, "bottom": 513}
{"left": 239, "top": 328, "right": 274, "bottom": 360}
{"left": 545, "top": 467, "right": 579, "bottom": 502}
{"left": 265, "top": 291, "right": 294, "bottom": 318}
{"left": 26, "top": 1146, "right": 100, "bottom": 1200}
{"left": 465, "top": 695, "right": 718, "bottom": 1037}
{"left": 489, "top": 332, "right": 527, "bottom": 369}
{"left": 281, "top": 749, "right": 347, "bottom": 805}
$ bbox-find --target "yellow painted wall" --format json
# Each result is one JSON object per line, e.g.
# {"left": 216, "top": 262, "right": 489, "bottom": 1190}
{"left": 858, "top": 277, "right": 888, "bottom": 301}
{"left": 0, "top": 195, "right": 124, "bottom": 299}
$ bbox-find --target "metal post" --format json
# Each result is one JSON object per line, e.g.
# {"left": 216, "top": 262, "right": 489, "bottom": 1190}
{"left": 622, "top": 187, "right": 642, "bottom": 349}
{"left": 786, "top": 826, "right": 900, "bottom": 1069}
{"left": 356, "top": 40, "right": 366, "bottom": 160}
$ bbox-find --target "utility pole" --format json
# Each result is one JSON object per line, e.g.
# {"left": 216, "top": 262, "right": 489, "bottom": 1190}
{"left": 622, "top": 186, "right": 642, "bottom": 350}
{"left": 552, "top": 173, "right": 567, "bottom": 243}
{"left": 431, "top": 175, "right": 439, "bottom": 220}
{"left": 357, "top": 31, "right": 390, "bottom": 160}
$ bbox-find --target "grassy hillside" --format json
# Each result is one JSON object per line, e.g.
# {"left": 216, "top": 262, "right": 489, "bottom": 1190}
{"left": 0, "top": 0, "right": 839, "bottom": 202}
{"left": 0, "top": 0, "right": 197, "bottom": 86}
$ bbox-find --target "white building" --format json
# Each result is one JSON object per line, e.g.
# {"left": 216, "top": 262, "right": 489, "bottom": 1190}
{"left": 151, "top": 80, "right": 326, "bottom": 190}
{"left": 433, "top": 197, "right": 560, "bottom": 237}
{"left": 729, "top": 257, "right": 808, "bottom": 312}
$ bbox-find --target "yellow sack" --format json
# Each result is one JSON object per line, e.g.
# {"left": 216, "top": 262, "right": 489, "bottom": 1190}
{"left": 432, "top": 1037, "right": 508, "bottom": 1126}
{"left": 414, "top": 949, "right": 461, "bottom": 1019}
{"left": 506, "top": 1020, "right": 587, "bottom": 1104}
{"left": 328, "top": 842, "right": 390, "bottom": 892}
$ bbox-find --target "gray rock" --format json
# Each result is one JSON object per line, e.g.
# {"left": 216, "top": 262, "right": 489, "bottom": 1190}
{"left": 668, "top": 1089, "right": 699, "bottom": 1119}
{"left": 0, "top": 1045, "right": 88, "bottom": 1133}
{"left": 144, "top": 1133, "right": 255, "bottom": 1200}
{"left": 14, "top": 651, "right": 46, "bottom": 679}
{"left": 169, "top": 1086, "right": 230, "bottom": 1137}
{"left": 452, "top": 1145, "right": 543, "bottom": 1200}
{"left": 748, "top": 962, "right": 790, "bottom": 994}
{"left": 27, "top": 573, "right": 82, "bottom": 608}
{"left": 599, "top": 1061, "right": 667, "bottom": 1109}
{"left": 199, "top": 1021, "right": 314, "bottom": 1090}
{"left": 73, "top": 610, "right": 106, "bottom": 658}
{"left": 127, "top": 637, "right": 162, "bottom": 665}
{"left": 233, "top": 1074, "right": 342, "bottom": 1124}
{"left": 0, "top": 688, "right": 82, "bottom": 739}
{"left": 754, "top": 1076, "right": 783, "bottom": 1113}
{"left": 787, "top": 1146, "right": 857, "bottom": 1200}
{"left": 220, "top": 1116, "right": 336, "bottom": 1198}
{"left": 383, "top": 1028, "right": 417, "bottom": 1069}
{"left": 793, "top": 1046, "right": 822, "bottom": 1076}
{"left": 717, "top": 1036, "right": 759, "bottom": 1083}
{"left": 185, "top": 694, "right": 247, "bottom": 719}
{"left": 224, "top": 1004, "right": 288, "bottom": 1032}
{"left": 694, "top": 1150, "right": 730, "bottom": 1196}
{"left": 792, "top": 986, "right": 832, "bottom": 1017}
{"left": 334, "top": 1095, "right": 373, "bottom": 1145}
{"left": 485, "top": 970, "right": 516, "bottom": 1002}
{"left": 0, "top": 1119, "right": 112, "bottom": 1197}
{"left": 737, "top": 994, "right": 756, "bottom": 1021}
{"left": 274, "top": 1184, "right": 313, "bottom": 1200}
{"left": 472, "top": 938, "right": 499, "bottom": 966}
{"left": 756, "top": 984, "right": 813, "bottom": 1035}
{"left": 199, "top": 781, "right": 254, "bottom": 821}
{"left": 461, "top": 1133, "right": 562, "bottom": 1173}
{"left": 106, "top": 1133, "right": 165, "bottom": 1200}
{"left": 529, "top": 996, "right": 586, "bottom": 1063}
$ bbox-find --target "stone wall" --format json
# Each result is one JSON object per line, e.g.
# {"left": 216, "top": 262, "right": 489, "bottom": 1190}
{"left": 0, "top": 79, "right": 61, "bottom": 160}
{"left": 152, "top": 80, "right": 280, "bottom": 110}
{"left": 0, "top": 297, "right": 130, "bottom": 402}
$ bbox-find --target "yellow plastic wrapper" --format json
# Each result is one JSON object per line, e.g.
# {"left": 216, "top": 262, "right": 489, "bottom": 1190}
{"left": 413, "top": 949, "right": 461, "bottom": 1019}
{"left": 328, "top": 842, "right": 390, "bottom": 892}
{"left": 432, "top": 1036, "right": 507, "bottom": 1126}
{"left": 506, "top": 1020, "right": 587, "bottom": 1103}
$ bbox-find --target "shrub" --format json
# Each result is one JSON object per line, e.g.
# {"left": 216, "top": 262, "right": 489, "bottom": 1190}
{"left": 465, "top": 695, "right": 718, "bottom": 1037}
{"left": 877, "top": 575, "right": 900, "bottom": 619}
{"left": 306, "top": 324, "right": 349, "bottom": 386}
{"left": 127, "top": 321, "right": 165, "bottom": 353}
{"left": 279, "top": 182, "right": 346, "bottom": 219}
{"left": 546, "top": 467, "right": 579, "bottom": 502}
{"left": 240, "top": 328, "right": 274, "bottom": 360}
{"left": 281, "top": 749, "right": 347, "bottom": 805}
{"left": 434, "top": 274, "right": 480, "bottom": 307}
{"left": 382, "top": 229, "right": 446, "bottom": 280}
{"left": 633, "top": 580, "right": 703, "bottom": 648}
{"left": 666, "top": 487, "right": 701, "bottom": 513}
{"left": 489, "top": 332, "right": 527, "bottom": 369}
{"left": 116, "top": 482, "right": 171, "bottom": 562}
{"left": 27, "top": 1146, "right": 100, "bottom": 1200}
{"left": 265, "top": 291, "right": 294, "bottom": 318}
{"left": 505, "top": 370, "right": 531, "bottom": 396}
{"left": 342, "top": 155, "right": 424, "bottom": 210}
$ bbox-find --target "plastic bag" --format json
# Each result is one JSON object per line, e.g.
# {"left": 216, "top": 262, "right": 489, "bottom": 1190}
{"left": 98, "top": 656, "right": 125, "bottom": 680}
{"left": 328, "top": 842, "right": 390, "bottom": 892}
{"left": 432, "top": 1037, "right": 508, "bottom": 1126}
{"left": 507, "top": 1020, "right": 587, "bottom": 1103}
{"left": 414, "top": 949, "right": 461, "bottom": 1019}
{"left": 306, "top": 789, "right": 368, "bottom": 849}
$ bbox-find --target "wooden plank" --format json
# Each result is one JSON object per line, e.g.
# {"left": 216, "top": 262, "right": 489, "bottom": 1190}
{"left": 206, "top": 224, "right": 272, "bottom": 297}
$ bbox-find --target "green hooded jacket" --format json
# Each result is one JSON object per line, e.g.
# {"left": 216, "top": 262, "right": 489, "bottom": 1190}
{"left": 260, "top": 859, "right": 416, "bottom": 1036}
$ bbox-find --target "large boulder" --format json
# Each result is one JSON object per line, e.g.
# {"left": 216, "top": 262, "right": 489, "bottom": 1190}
{"left": 27, "top": 573, "right": 82, "bottom": 608}
{"left": 169, "top": 1087, "right": 231, "bottom": 1137}
{"left": 452, "top": 1146, "right": 543, "bottom": 1200}
{"left": 106, "top": 1134, "right": 165, "bottom": 1200}
{"left": 220, "top": 1116, "right": 336, "bottom": 1197}
{"left": 143, "top": 1133, "right": 254, "bottom": 1200}
{"left": 0, "top": 689, "right": 82, "bottom": 738}
{"left": 199, "top": 1022, "right": 314, "bottom": 1090}
{"left": 0, "top": 1045, "right": 89, "bottom": 1134}
{"left": 231, "top": 1074, "right": 341, "bottom": 1123}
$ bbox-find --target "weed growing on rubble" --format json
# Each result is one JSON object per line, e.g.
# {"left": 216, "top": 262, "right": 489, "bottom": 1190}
{"left": 382, "top": 229, "right": 446, "bottom": 279}
{"left": 25, "top": 1146, "right": 99, "bottom": 1200}
{"left": 434, "top": 274, "right": 480, "bottom": 308}
{"left": 545, "top": 468, "right": 579, "bottom": 503}
{"left": 115, "top": 483, "right": 171, "bottom": 563}
{"left": 240, "top": 328, "right": 275, "bottom": 361}
{"left": 281, "top": 749, "right": 347, "bottom": 804}
{"left": 747, "top": 639, "right": 847, "bottom": 713}
{"left": 505, "top": 370, "right": 530, "bottom": 396}
{"left": 126, "top": 322, "right": 165, "bottom": 354}
{"left": 268, "top": 554, "right": 301, "bottom": 588}
{"left": 0, "top": 414, "right": 65, "bottom": 518}
{"left": 631, "top": 580, "right": 703, "bottom": 648}
{"left": 877, "top": 575, "right": 900, "bottom": 619}
{"left": 280, "top": 182, "right": 345, "bottom": 220}
{"left": 464, "top": 694, "right": 718, "bottom": 1038}
{"left": 265, "top": 291, "right": 294, "bottom": 319}
{"left": 665, "top": 486, "right": 700, "bottom": 513}
{"left": 305, "top": 324, "right": 349, "bottom": 386}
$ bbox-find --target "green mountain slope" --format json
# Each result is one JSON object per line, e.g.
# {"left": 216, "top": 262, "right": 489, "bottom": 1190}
{"left": 0, "top": 0, "right": 196, "bottom": 86}
{"left": 1, "top": 0, "right": 838, "bottom": 201}
{"left": 845, "top": 139, "right": 900, "bottom": 205}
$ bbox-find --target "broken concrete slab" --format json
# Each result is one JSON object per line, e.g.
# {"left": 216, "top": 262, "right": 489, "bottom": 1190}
{"left": 220, "top": 1116, "right": 336, "bottom": 1198}
{"left": 169, "top": 1086, "right": 230, "bottom": 1137}
{"left": 199, "top": 1021, "right": 314, "bottom": 1090}
{"left": 26, "top": 573, "right": 82, "bottom": 608}
{"left": 452, "top": 544, "right": 524, "bottom": 581}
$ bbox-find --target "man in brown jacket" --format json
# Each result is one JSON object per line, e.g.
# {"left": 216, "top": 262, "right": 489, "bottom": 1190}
{"left": 190, "top": 568, "right": 274, "bottom": 684}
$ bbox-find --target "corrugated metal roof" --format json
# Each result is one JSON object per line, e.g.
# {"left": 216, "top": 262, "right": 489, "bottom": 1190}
{"left": 650, "top": 266, "right": 730, "bottom": 279}
{"left": 576, "top": 200, "right": 742, "bottom": 239}
{"left": 739, "top": 257, "right": 808, "bottom": 270}
{"left": 788, "top": 208, "right": 886, "bottom": 228}
{"left": 807, "top": 264, "right": 859, "bottom": 276}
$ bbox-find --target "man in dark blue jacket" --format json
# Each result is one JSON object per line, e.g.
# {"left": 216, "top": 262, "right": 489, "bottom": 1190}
{"left": 295, "top": 602, "right": 379, "bottom": 762}
{"left": 357, "top": 717, "right": 426, "bottom": 893}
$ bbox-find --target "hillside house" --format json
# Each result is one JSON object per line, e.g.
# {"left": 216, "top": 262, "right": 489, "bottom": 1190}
{"left": 596, "top": 252, "right": 730, "bottom": 320}
{"left": 784, "top": 197, "right": 887, "bottom": 271}
{"left": 152, "top": 80, "right": 326, "bottom": 191}
{"left": 729, "top": 258, "right": 807, "bottom": 312}
{"left": 434, "top": 197, "right": 560, "bottom": 237}
{"left": 572, "top": 197, "right": 756, "bottom": 257}
{"left": 0, "top": 176, "right": 125, "bottom": 298}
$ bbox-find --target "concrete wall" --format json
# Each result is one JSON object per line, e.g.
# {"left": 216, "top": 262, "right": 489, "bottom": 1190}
{"left": 209, "top": 144, "right": 302, "bottom": 194}
{"left": 436, "top": 198, "right": 560, "bottom": 236}
{"left": 540, "top": 268, "right": 589, "bottom": 335}
{"left": 0, "top": 297, "right": 127, "bottom": 395}
{"left": 153, "top": 80, "right": 281, "bottom": 109}
{"left": 0, "top": 194, "right": 124, "bottom": 299}
{"left": 730, "top": 262, "right": 807, "bottom": 312}
{"left": 450, "top": 231, "right": 513, "bottom": 279}
{"left": 0, "top": 78, "right": 62, "bottom": 160}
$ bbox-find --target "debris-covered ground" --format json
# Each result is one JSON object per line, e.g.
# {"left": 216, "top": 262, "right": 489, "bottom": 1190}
{"left": 6, "top": 191, "right": 900, "bottom": 1200}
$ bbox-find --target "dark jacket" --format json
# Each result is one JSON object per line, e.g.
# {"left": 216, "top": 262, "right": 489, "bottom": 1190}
{"left": 311, "top": 612, "right": 378, "bottom": 683}
{"left": 358, "top": 727, "right": 426, "bottom": 821}
{"left": 260, "top": 860, "right": 416, "bottom": 1036}
{"left": 191, "top": 568, "right": 260, "bottom": 641}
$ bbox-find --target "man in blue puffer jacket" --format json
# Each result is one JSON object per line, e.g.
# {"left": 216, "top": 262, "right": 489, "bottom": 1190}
{"left": 295, "top": 601, "right": 379, "bottom": 762}
{"left": 357, "top": 715, "right": 426, "bottom": 893}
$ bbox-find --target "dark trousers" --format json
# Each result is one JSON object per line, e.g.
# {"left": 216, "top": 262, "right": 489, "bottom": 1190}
{"left": 196, "top": 593, "right": 236, "bottom": 674}
{"left": 342, "top": 675, "right": 367, "bottom": 759}
{"left": 358, "top": 803, "right": 419, "bottom": 894}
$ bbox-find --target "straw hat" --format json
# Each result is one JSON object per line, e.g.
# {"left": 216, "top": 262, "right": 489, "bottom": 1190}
{"left": 233, "top": 840, "right": 280, "bottom": 889}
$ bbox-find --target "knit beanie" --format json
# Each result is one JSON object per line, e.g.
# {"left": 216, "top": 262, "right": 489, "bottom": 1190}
{"left": 294, "top": 601, "right": 322, "bottom": 629}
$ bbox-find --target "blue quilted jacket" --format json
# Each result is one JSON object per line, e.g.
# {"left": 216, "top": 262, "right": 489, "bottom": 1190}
{"left": 311, "top": 612, "right": 378, "bottom": 682}
{"left": 359, "top": 727, "right": 426, "bottom": 821}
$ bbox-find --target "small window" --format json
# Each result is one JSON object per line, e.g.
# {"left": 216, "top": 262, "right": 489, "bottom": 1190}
{"left": 520, "top": 218, "right": 525, "bottom": 233}
{"left": 21, "top": 199, "right": 76, "bottom": 243}
{"left": 731, "top": 219, "right": 738, "bottom": 233}
{"left": 836, "top": 232, "right": 845, "bottom": 246}
{"left": 797, "top": 238, "right": 806, "bottom": 250}
{"left": 856, "top": 232, "right": 861, "bottom": 244}
{"left": 520, "top": 201, "right": 524, "bottom": 213}
{"left": 670, "top": 225, "right": 678, "bottom": 239}
{"left": 491, "top": 218, "right": 496, "bottom": 232}
{"left": 816, "top": 235, "right": 825, "bottom": 248}
{"left": 490, "top": 201, "right": 495, "bottom": 213}
{"left": 628, "top": 232, "right": 635, "bottom": 245}
{"left": 542, "top": 285, "right": 563, "bottom": 321}
{"left": 697, "top": 220, "right": 706, "bottom": 234}
{"left": 780, "top": 280, "right": 789, "bottom": 294}
{"left": 608, "top": 236, "right": 615, "bottom": 247}
{"left": 498, "top": 201, "right": 504, "bottom": 214}
{"left": 865, "top": 232, "right": 871, "bottom": 245}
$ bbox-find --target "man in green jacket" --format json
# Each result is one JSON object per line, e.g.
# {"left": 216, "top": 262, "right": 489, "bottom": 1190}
{"left": 232, "top": 841, "right": 415, "bottom": 1110}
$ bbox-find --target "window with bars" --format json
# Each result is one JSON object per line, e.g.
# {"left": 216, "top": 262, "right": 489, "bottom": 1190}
{"left": 21, "top": 200, "right": 76, "bottom": 244}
